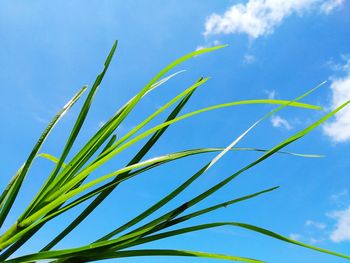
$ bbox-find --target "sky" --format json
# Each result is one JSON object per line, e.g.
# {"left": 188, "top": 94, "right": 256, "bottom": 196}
{"left": 0, "top": 1, "right": 350, "bottom": 262}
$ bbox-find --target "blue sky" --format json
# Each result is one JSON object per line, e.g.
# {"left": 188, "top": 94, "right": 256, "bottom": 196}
{"left": 0, "top": 1, "right": 350, "bottom": 262}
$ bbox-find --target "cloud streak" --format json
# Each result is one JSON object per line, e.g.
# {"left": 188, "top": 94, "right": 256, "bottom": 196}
{"left": 271, "top": 115, "right": 292, "bottom": 130}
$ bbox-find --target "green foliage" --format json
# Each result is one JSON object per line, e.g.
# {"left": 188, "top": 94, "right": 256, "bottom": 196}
{"left": 0, "top": 40, "right": 349, "bottom": 262}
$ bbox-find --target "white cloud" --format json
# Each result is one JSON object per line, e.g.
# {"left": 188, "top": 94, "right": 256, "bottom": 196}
{"left": 323, "top": 57, "right": 350, "bottom": 142}
{"left": 320, "top": 0, "right": 345, "bottom": 14}
{"left": 271, "top": 115, "right": 293, "bottom": 130}
{"left": 328, "top": 206, "right": 350, "bottom": 242}
{"left": 204, "top": 0, "right": 344, "bottom": 39}
{"left": 243, "top": 54, "right": 256, "bottom": 64}
{"left": 309, "top": 237, "right": 324, "bottom": 244}
{"left": 265, "top": 89, "right": 277, "bottom": 99}
{"left": 305, "top": 220, "right": 326, "bottom": 230}
{"left": 330, "top": 189, "right": 349, "bottom": 205}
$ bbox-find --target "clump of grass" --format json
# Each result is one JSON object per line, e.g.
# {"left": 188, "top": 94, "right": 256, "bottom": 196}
{"left": 0, "top": 40, "right": 349, "bottom": 262}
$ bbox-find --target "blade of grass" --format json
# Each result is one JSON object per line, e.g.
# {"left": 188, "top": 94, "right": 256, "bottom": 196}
{"left": 24, "top": 44, "right": 221, "bottom": 217}
{"left": 50, "top": 44, "right": 227, "bottom": 190}
{"left": 101, "top": 186, "right": 279, "bottom": 243}
{"left": 40, "top": 98, "right": 322, "bottom": 206}
{"left": 67, "top": 249, "right": 264, "bottom": 263}
{"left": 94, "top": 84, "right": 323, "bottom": 242}
{"left": 40, "top": 86, "right": 199, "bottom": 251}
{"left": 0, "top": 85, "right": 87, "bottom": 228}
{"left": 20, "top": 40, "right": 118, "bottom": 221}
{"left": 50, "top": 72, "right": 191, "bottom": 193}
{"left": 0, "top": 135, "right": 117, "bottom": 260}
{"left": 94, "top": 83, "right": 326, "bottom": 242}
{"left": 4, "top": 249, "right": 264, "bottom": 263}
{"left": 16, "top": 97, "right": 315, "bottom": 234}
{"left": 0, "top": 165, "right": 24, "bottom": 210}
{"left": 113, "top": 222, "right": 350, "bottom": 260}
{"left": 115, "top": 99, "right": 349, "bottom": 249}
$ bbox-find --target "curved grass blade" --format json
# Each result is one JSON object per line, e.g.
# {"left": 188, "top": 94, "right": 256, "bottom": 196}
{"left": 20, "top": 40, "right": 118, "bottom": 221}
{"left": 112, "top": 222, "right": 350, "bottom": 261}
{"left": 45, "top": 70, "right": 187, "bottom": 193}
{"left": 0, "top": 85, "right": 87, "bottom": 228}
{"left": 4, "top": 249, "right": 264, "bottom": 263}
{"left": 20, "top": 99, "right": 281, "bottom": 244}
{"left": 42, "top": 98, "right": 322, "bottom": 206}
{"left": 0, "top": 135, "right": 117, "bottom": 260}
{"left": 115, "top": 99, "right": 349, "bottom": 247}
{"left": 95, "top": 83, "right": 327, "bottom": 242}
{"left": 40, "top": 86, "right": 199, "bottom": 251}
{"left": 95, "top": 77, "right": 208, "bottom": 160}
{"left": 67, "top": 249, "right": 264, "bottom": 263}
{"left": 40, "top": 45, "right": 228, "bottom": 202}
{"left": 102, "top": 186, "right": 279, "bottom": 244}
{"left": 37, "top": 154, "right": 67, "bottom": 169}
{"left": 0, "top": 148, "right": 240, "bottom": 246}
{"left": 0, "top": 165, "right": 24, "bottom": 210}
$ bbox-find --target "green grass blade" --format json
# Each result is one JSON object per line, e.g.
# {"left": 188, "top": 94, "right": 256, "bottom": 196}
{"left": 0, "top": 165, "right": 24, "bottom": 210}
{"left": 0, "top": 135, "right": 117, "bottom": 260}
{"left": 40, "top": 87, "right": 198, "bottom": 251}
{"left": 115, "top": 222, "right": 350, "bottom": 260}
{"left": 161, "top": 187, "right": 280, "bottom": 231}
{"left": 4, "top": 249, "right": 264, "bottom": 263}
{"left": 78, "top": 98, "right": 322, "bottom": 174}
{"left": 42, "top": 98, "right": 322, "bottom": 207}
{"left": 40, "top": 70, "right": 181, "bottom": 201}
{"left": 106, "top": 187, "right": 279, "bottom": 247}
{"left": 95, "top": 83, "right": 327, "bottom": 242}
{"left": 20, "top": 40, "right": 118, "bottom": 220}
{"left": 69, "top": 249, "right": 264, "bottom": 263}
{"left": 48, "top": 69, "right": 185, "bottom": 191}
{"left": 96, "top": 77, "right": 208, "bottom": 159}
{"left": 42, "top": 45, "right": 227, "bottom": 200}
{"left": 0, "top": 85, "right": 87, "bottom": 228}
{"left": 118, "top": 100, "right": 349, "bottom": 246}
{"left": 141, "top": 222, "right": 350, "bottom": 260}
{"left": 37, "top": 154, "right": 67, "bottom": 169}
{"left": 1, "top": 148, "right": 236, "bottom": 244}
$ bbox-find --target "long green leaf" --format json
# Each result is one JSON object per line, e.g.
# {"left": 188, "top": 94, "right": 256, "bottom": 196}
{"left": 20, "top": 40, "right": 118, "bottom": 221}
{"left": 115, "top": 222, "right": 350, "bottom": 260}
{"left": 41, "top": 44, "right": 227, "bottom": 200}
{"left": 101, "top": 186, "right": 279, "bottom": 243}
{"left": 4, "top": 249, "right": 264, "bottom": 263}
{"left": 0, "top": 135, "right": 117, "bottom": 260}
{"left": 0, "top": 85, "right": 87, "bottom": 228}
{"left": 41, "top": 98, "right": 321, "bottom": 206}
{"left": 40, "top": 85, "right": 199, "bottom": 251}
{"left": 115, "top": 99, "right": 349, "bottom": 248}
{"left": 95, "top": 83, "right": 327, "bottom": 243}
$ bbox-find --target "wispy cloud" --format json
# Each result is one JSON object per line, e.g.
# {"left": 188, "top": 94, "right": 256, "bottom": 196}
{"left": 330, "top": 189, "right": 349, "bottom": 206}
{"left": 323, "top": 56, "right": 350, "bottom": 142}
{"left": 265, "top": 89, "right": 277, "bottom": 99}
{"left": 328, "top": 206, "right": 350, "bottom": 242}
{"left": 243, "top": 54, "right": 256, "bottom": 64}
{"left": 320, "top": 0, "right": 345, "bottom": 14}
{"left": 271, "top": 115, "right": 292, "bottom": 130}
{"left": 305, "top": 220, "right": 326, "bottom": 230}
{"left": 203, "top": 0, "right": 345, "bottom": 39}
